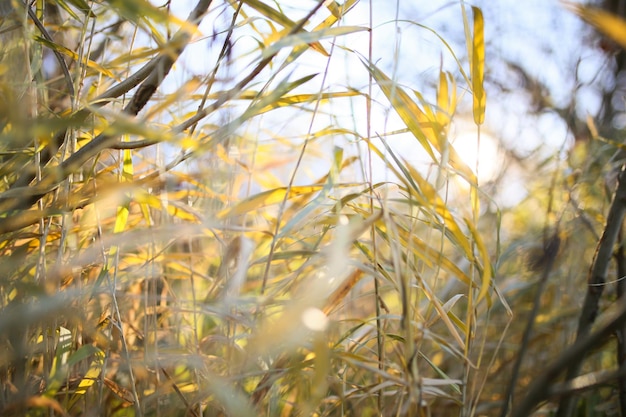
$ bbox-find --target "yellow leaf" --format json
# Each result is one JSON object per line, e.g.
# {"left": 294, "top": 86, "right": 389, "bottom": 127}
{"left": 564, "top": 2, "right": 626, "bottom": 50}
{"left": 402, "top": 160, "right": 473, "bottom": 260}
{"left": 470, "top": 7, "right": 485, "bottom": 125}
{"left": 242, "top": 0, "right": 329, "bottom": 55}
{"left": 113, "top": 203, "right": 129, "bottom": 235}
{"left": 263, "top": 26, "right": 369, "bottom": 58}
{"left": 217, "top": 185, "right": 324, "bottom": 219}
{"left": 437, "top": 71, "right": 451, "bottom": 125}
{"left": 364, "top": 61, "right": 436, "bottom": 161}
{"left": 35, "top": 36, "right": 117, "bottom": 79}
{"left": 74, "top": 349, "right": 105, "bottom": 395}
{"left": 465, "top": 219, "right": 492, "bottom": 305}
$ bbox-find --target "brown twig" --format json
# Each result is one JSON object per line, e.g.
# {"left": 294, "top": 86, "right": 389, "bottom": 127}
{"left": 513, "top": 299, "right": 626, "bottom": 417}
{"left": 616, "top": 228, "right": 626, "bottom": 415}
{"left": 499, "top": 230, "right": 560, "bottom": 417}
{"left": 554, "top": 166, "right": 626, "bottom": 416}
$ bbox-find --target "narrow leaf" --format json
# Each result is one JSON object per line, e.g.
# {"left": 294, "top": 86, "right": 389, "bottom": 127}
{"left": 217, "top": 185, "right": 324, "bottom": 218}
{"left": 263, "top": 26, "right": 369, "bottom": 58}
{"left": 471, "top": 7, "right": 485, "bottom": 125}
{"left": 565, "top": 2, "right": 626, "bottom": 50}
{"left": 35, "top": 36, "right": 116, "bottom": 79}
{"left": 364, "top": 61, "right": 437, "bottom": 161}
{"left": 465, "top": 219, "right": 493, "bottom": 305}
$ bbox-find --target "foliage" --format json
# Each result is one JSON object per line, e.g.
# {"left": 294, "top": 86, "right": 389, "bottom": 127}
{"left": 5, "top": 0, "right": 626, "bottom": 416}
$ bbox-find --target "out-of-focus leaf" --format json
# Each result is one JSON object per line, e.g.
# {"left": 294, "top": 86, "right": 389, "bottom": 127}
{"left": 106, "top": 47, "right": 160, "bottom": 68}
{"left": 72, "top": 348, "right": 105, "bottom": 396}
{"left": 256, "top": 90, "right": 359, "bottom": 114}
{"left": 436, "top": 71, "right": 456, "bottom": 126}
{"left": 34, "top": 36, "right": 116, "bottom": 79}
{"left": 111, "top": 147, "right": 133, "bottom": 236}
{"left": 465, "top": 219, "right": 493, "bottom": 306}
{"left": 263, "top": 26, "right": 369, "bottom": 58}
{"left": 217, "top": 186, "right": 324, "bottom": 219}
{"left": 58, "top": 0, "right": 95, "bottom": 18}
{"left": 241, "top": 0, "right": 297, "bottom": 29}
{"left": 565, "top": 2, "right": 626, "bottom": 50}
{"left": 326, "top": 0, "right": 360, "bottom": 19}
{"left": 104, "top": 0, "right": 182, "bottom": 26}
{"left": 133, "top": 189, "right": 201, "bottom": 222}
{"left": 242, "top": 0, "right": 329, "bottom": 55}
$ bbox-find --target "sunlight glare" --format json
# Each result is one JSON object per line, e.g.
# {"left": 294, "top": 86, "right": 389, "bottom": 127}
{"left": 451, "top": 131, "right": 502, "bottom": 183}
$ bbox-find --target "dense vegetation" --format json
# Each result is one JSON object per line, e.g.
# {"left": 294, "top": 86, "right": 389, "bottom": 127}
{"left": 1, "top": 0, "right": 626, "bottom": 416}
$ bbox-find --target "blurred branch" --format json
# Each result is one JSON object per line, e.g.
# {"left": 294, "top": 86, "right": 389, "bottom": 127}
{"left": 26, "top": 5, "right": 74, "bottom": 99}
{"left": 7, "top": 23, "right": 159, "bottom": 191}
{"left": 499, "top": 231, "right": 560, "bottom": 417}
{"left": 0, "top": 0, "right": 215, "bottom": 215}
{"left": 555, "top": 165, "right": 626, "bottom": 416}
{"left": 513, "top": 298, "right": 626, "bottom": 417}
{"left": 0, "top": 0, "right": 331, "bottom": 232}
{"left": 616, "top": 228, "right": 626, "bottom": 416}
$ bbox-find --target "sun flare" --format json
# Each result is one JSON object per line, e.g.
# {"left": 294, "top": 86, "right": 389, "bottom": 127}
{"left": 451, "top": 131, "right": 502, "bottom": 183}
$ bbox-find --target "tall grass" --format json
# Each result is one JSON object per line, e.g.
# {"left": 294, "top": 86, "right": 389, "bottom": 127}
{"left": 0, "top": 1, "right": 513, "bottom": 416}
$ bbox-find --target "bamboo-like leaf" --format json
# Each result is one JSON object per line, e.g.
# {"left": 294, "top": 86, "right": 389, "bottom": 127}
{"left": 363, "top": 61, "right": 437, "bottom": 161}
{"left": 104, "top": 0, "right": 186, "bottom": 27}
{"left": 106, "top": 47, "right": 160, "bottom": 68}
{"left": 402, "top": 160, "right": 473, "bottom": 260}
{"left": 367, "top": 63, "right": 475, "bottom": 182}
{"left": 263, "top": 26, "right": 369, "bottom": 58}
{"left": 564, "top": 2, "right": 626, "bottom": 50}
{"left": 256, "top": 90, "right": 359, "bottom": 114}
{"left": 437, "top": 70, "right": 451, "bottom": 125}
{"left": 133, "top": 189, "right": 202, "bottom": 222}
{"left": 465, "top": 219, "right": 493, "bottom": 305}
{"left": 470, "top": 6, "right": 486, "bottom": 125}
{"left": 72, "top": 348, "right": 105, "bottom": 396}
{"left": 395, "top": 226, "right": 473, "bottom": 288}
{"left": 375, "top": 133, "right": 469, "bottom": 256}
{"left": 58, "top": 0, "right": 95, "bottom": 18}
{"left": 278, "top": 0, "right": 361, "bottom": 63}
{"left": 217, "top": 185, "right": 324, "bottom": 219}
{"left": 111, "top": 148, "right": 133, "bottom": 236}
{"left": 436, "top": 71, "right": 457, "bottom": 126}
{"left": 241, "top": 0, "right": 298, "bottom": 29}
{"left": 418, "top": 279, "right": 466, "bottom": 349}
{"left": 66, "top": 0, "right": 93, "bottom": 15}
{"left": 242, "top": 0, "right": 329, "bottom": 55}
{"left": 35, "top": 36, "right": 116, "bottom": 79}
{"left": 326, "top": 0, "right": 360, "bottom": 19}
{"left": 419, "top": 353, "right": 462, "bottom": 395}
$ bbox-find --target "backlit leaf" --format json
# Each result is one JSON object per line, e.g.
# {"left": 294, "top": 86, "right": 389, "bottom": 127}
{"left": 565, "top": 2, "right": 626, "bottom": 50}
{"left": 470, "top": 7, "right": 485, "bottom": 125}
{"left": 217, "top": 186, "right": 324, "bottom": 219}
